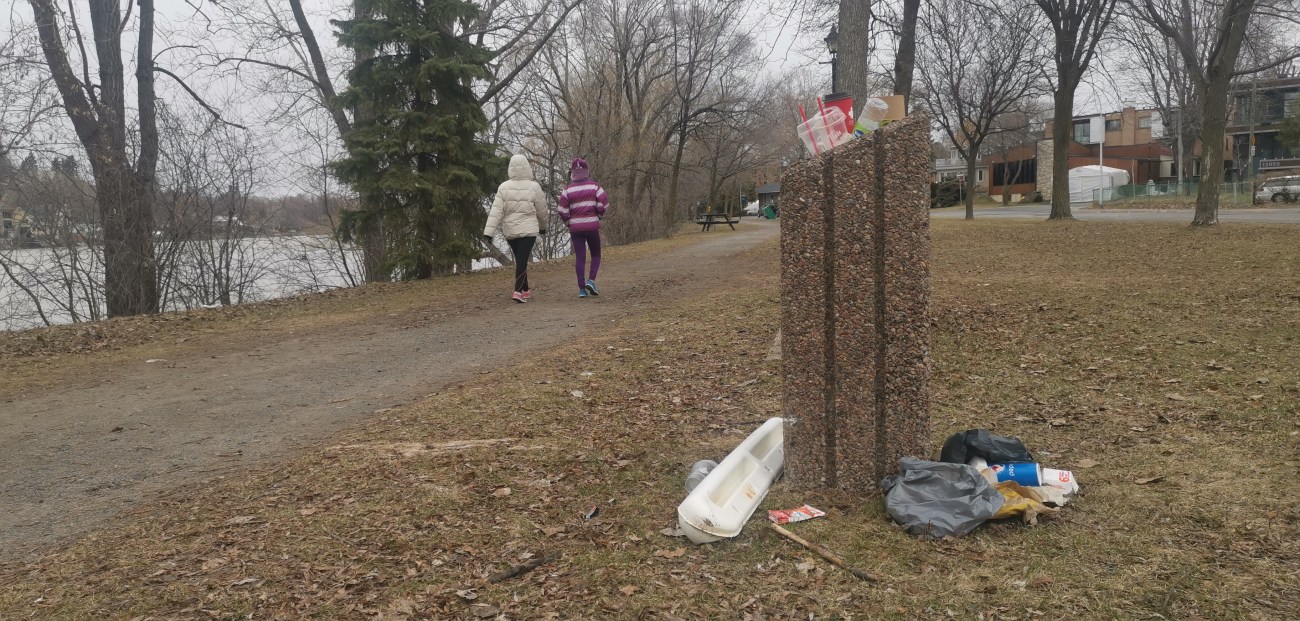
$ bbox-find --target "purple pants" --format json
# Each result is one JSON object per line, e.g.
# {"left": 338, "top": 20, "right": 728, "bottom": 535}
{"left": 571, "top": 229, "right": 602, "bottom": 289}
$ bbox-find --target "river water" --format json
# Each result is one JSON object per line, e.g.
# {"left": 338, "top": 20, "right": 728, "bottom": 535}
{"left": 0, "top": 235, "right": 496, "bottom": 332}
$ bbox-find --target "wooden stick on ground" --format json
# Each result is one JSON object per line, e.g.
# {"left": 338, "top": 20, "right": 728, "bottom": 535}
{"left": 769, "top": 523, "right": 880, "bottom": 582}
{"left": 486, "top": 552, "right": 559, "bottom": 584}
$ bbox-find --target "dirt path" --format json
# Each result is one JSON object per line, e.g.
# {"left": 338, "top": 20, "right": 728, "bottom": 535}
{"left": 1, "top": 222, "right": 778, "bottom": 560}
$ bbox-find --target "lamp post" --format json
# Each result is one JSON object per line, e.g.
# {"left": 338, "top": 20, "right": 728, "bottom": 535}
{"left": 824, "top": 26, "right": 839, "bottom": 93}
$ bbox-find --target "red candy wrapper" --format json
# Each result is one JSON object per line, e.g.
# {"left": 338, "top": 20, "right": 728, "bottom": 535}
{"left": 767, "top": 504, "right": 826, "bottom": 525}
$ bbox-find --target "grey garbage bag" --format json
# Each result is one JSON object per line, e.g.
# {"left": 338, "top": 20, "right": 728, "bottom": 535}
{"left": 880, "top": 457, "right": 1005, "bottom": 538}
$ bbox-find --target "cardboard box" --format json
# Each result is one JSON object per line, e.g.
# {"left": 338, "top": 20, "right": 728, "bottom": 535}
{"left": 876, "top": 95, "right": 906, "bottom": 121}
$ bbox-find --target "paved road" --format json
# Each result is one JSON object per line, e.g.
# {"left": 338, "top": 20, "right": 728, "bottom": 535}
{"left": 931, "top": 204, "right": 1300, "bottom": 224}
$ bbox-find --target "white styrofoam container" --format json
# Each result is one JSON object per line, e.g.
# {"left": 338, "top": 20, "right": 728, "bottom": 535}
{"left": 676, "top": 417, "right": 785, "bottom": 544}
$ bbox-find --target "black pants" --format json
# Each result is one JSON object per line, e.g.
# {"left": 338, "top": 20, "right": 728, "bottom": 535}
{"left": 506, "top": 235, "right": 536, "bottom": 292}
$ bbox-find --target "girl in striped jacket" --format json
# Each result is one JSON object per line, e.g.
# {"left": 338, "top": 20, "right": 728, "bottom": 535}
{"left": 557, "top": 158, "right": 609, "bottom": 298}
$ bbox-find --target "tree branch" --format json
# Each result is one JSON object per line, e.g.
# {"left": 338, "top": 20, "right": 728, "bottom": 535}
{"left": 152, "top": 66, "right": 248, "bottom": 130}
{"left": 1233, "top": 47, "right": 1300, "bottom": 77}
{"left": 64, "top": 0, "right": 97, "bottom": 107}
{"left": 478, "top": 0, "right": 585, "bottom": 105}
{"left": 288, "top": 0, "right": 351, "bottom": 135}
{"left": 216, "top": 56, "right": 323, "bottom": 89}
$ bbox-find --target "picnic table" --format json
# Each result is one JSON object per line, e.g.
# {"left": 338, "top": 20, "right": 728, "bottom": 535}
{"left": 695, "top": 212, "right": 740, "bottom": 231}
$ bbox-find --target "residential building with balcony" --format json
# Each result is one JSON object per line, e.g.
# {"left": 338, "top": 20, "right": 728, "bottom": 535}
{"left": 1227, "top": 77, "right": 1300, "bottom": 179}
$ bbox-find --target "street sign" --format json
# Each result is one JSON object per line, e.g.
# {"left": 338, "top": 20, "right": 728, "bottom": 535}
{"left": 1089, "top": 116, "right": 1106, "bottom": 144}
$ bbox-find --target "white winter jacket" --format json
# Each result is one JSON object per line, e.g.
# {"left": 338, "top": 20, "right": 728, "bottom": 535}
{"left": 484, "top": 154, "right": 549, "bottom": 240}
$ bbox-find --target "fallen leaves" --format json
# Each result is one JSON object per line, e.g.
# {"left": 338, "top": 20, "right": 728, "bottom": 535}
{"left": 1165, "top": 393, "right": 1188, "bottom": 401}
{"left": 470, "top": 603, "right": 500, "bottom": 618}
{"left": 1075, "top": 459, "right": 1099, "bottom": 469}
{"left": 654, "top": 548, "right": 686, "bottom": 559}
{"left": 1134, "top": 476, "right": 1165, "bottom": 485}
{"left": 618, "top": 585, "right": 640, "bottom": 595}
{"left": 491, "top": 487, "right": 512, "bottom": 498}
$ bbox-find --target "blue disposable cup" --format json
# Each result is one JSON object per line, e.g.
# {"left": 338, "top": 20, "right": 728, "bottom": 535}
{"left": 989, "top": 462, "right": 1042, "bottom": 486}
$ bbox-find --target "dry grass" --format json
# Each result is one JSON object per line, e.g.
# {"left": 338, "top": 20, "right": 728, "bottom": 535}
{"left": 2, "top": 221, "right": 1299, "bottom": 620}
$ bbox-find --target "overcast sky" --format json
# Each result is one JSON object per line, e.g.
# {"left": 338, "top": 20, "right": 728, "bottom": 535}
{"left": 3, "top": 0, "right": 1142, "bottom": 195}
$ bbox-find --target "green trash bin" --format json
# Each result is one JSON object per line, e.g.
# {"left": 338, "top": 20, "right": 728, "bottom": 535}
{"left": 762, "top": 205, "right": 776, "bottom": 220}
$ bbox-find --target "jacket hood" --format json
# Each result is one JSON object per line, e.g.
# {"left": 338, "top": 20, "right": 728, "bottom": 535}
{"left": 570, "top": 157, "right": 589, "bottom": 181}
{"left": 508, "top": 154, "right": 534, "bottom": 181}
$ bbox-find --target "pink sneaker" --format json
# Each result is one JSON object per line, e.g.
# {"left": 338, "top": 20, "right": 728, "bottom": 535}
{"left": 511, "top": 291, "right": 526, "bottom": 303}
{"left": 521, "top": 289, "right": 532, "bottom": 300}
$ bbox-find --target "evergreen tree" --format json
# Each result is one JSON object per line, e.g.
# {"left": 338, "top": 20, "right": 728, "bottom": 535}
{"left": 60, "top": 155, "right": 79, "bottom": 178}
{"left": 332, "top": 0, "right": 505, "bottom": 279}
{"left": 20, "top": 153, "right": 38, "bottom": 173}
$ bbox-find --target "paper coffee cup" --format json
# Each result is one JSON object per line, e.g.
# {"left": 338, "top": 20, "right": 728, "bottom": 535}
{"left": 989, "top": 462, "right": 1042, "bottom": 486}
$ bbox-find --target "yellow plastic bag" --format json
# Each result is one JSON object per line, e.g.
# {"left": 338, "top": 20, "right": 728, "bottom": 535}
{"left": 991, "top": 481, "right": 1060, "bottom": 525}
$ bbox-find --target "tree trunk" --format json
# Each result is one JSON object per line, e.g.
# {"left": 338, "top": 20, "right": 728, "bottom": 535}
{"left": 29, "top": 0, "right": 160, "bottom": 317}
{"left": 665, "top": 123, "right": 688, "bottom": 236}
{"left": 1048, "top": 83, "right": 1075, "bottom": 220}
{"left": 892, "top": 0, "right": 921, "bottom": 108}
{"left": 964, "top": 154, "right": 977, "bottom": 220}
{"left": 1001, "top": 158, "right": 1014, "bottom": 205}
{"left": 1188, "top": 0, "right": 1254, "bottom": 227}
{"left": 837, "top": 0, "right": 872, "bottom": 103}
{"left": 98, "top": 165, "right": 159, "bottom": 315}
{"left": 1193, "top": 79, "right": 1226, "bottom": 226}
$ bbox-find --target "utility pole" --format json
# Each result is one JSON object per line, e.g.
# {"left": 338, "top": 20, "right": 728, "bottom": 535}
{"left": 1099, "top": 116, "right": 1105, "bottom": 207}
{"left": 1247, "top": 75, "right": 1258, "bottom": 199}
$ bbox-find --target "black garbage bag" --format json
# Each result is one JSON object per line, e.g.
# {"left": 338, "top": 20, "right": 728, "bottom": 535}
{"left": 881, "top": 457, "right": 1005, "bottom": 538}
{"left": 939, "top": 429, "right": 1034, "bottom": 465}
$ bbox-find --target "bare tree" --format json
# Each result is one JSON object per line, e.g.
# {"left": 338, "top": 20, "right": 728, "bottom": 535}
{"left": 918, "top": 0, "right": 1046, "bottom": 219}
{"left": 1130, "top": 0, "right": 1300, "bottom": 225}
{"left": 153, "top": 110, "right": 272, "bottom": 309}
{"left": 26, "top": 0, "right": 164, "bottom": 316}
{"left": 0, "top": 163, "right": 101, "bottom": 328}
{"left": 1, "top": 24, "right": 60, "bottom": 197}
{"left": 663, "top": 0, "right": 759, "bottom": 232}
{"left": 1035, "top": 0, "right": 1119, "bottom": 220}
{"left": 1112, "top": 12, "right": 1201, "bottom": 190}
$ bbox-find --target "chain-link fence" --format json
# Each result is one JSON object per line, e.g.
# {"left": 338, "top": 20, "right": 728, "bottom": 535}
{"left": 1092, "top": 182, "right": 1262, "bottom": 207}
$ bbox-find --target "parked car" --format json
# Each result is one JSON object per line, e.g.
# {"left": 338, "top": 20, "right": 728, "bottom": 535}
{"left": 742, "top": 201, "right": 761, "bottom": 216}
{"left": 1256, "top": 176, "right": 1300, "bottom": 203}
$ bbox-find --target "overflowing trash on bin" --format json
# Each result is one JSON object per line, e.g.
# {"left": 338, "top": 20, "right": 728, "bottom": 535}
{"left": 795, "top": 94, "right": 903, "bottom": 154}
{"left": 882, "top": 429, "right": 1082, "bottom": 538}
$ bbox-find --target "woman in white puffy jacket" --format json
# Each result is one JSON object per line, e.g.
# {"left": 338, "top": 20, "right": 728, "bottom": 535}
{"left": 484, "top": 154, "right": 550, "bottom": 303}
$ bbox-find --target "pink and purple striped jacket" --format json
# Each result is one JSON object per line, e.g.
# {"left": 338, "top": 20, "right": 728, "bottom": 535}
{"left": 557, "top": 180, "right": 609, "bottom": 233}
